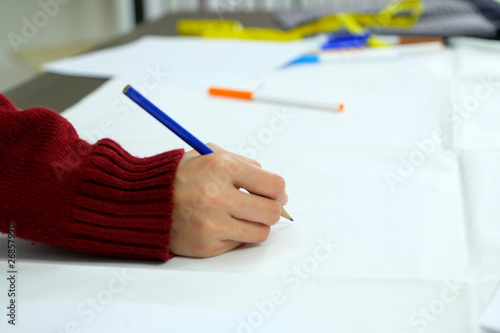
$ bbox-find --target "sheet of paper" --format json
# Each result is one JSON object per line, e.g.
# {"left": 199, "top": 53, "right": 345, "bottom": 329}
{"left": 449, "top": 39, "right": 500, "bottom": 150}
{"left": 61, "top": 50, "right": 455, "bottom": 153}
{"left": 0, "top": 262, "right": 475, "bottom": 333}
{"left": 450, "top": 37, "right": 500, "bottom": 79}
{"left": 42, "top": 35, "right": 318, "bottom": 89}
{"left": 460, "top": 151, "right": 500, "bottom": 275}
{"left": 481, "top": 286, "right": 500, "bottom": 333}
{"left": 3, "top": 299, "right": 293, "bottom": 333}
{"left": 4, "top": 46, "right": 500, "bottom": 333}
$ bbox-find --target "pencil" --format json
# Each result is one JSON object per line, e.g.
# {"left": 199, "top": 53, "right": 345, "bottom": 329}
{"left": 123, "top": 85, "right": 293, "bottom": 222}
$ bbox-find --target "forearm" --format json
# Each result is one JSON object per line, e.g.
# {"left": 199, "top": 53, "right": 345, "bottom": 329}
{"left": 0, "top": 94, "right": 184, "bottom": 260}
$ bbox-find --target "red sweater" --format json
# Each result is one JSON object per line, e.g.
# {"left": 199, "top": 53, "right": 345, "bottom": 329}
{"left": 0, "top": 94, "right": 184, "bottom": 260}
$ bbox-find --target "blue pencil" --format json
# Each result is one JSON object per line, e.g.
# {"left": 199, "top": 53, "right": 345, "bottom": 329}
{"left": 123, "top": 84, "right": 292, "bottom": 221}
{"left": 123, "top": 85, "right": 214, "bottom": 155}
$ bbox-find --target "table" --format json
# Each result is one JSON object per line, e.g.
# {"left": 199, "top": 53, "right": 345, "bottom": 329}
{"left": 2, "top": 11, "right": 500, "bottom": 333}
{"left": 4, "top": 12, "right": 280, "bottom": 112}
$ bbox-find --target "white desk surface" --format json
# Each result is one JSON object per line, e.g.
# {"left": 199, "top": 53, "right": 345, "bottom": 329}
{"left": 2, "top": 41, "right": 500, "bottom": 333}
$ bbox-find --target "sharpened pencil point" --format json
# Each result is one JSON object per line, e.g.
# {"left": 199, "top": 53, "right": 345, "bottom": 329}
{"left": 281, "top": 207, "right": 293, "bottom": 222}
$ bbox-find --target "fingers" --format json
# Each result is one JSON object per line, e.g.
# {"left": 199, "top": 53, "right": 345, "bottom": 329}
{"left": 279, "top": 192, "right": 289, "bottom": 206}
{"left": 231, "top": 162, "right": 287, "bottom": 202}
{"left": 225, "top": 217, "right": 272, "bottom": 244}
{"left": 202, "top": 148, "right": 286, "bottom": 204}
{"left": 185, "top": 147, "right": 277, "bottom": 200}
{"left": 236, "top": 155, "right": 262, "bottom": 168}
{"left": 228, "top": 190, "right": 282, "bottom": 225}
{"left": 170, "top": 212, "right": 271, "bottom": 257}
{"left": 171, "top": 143, "right": 288, "bottom": 258}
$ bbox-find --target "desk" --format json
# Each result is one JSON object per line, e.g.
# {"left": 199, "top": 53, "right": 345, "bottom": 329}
{"left": 4, "top": 12, "right": 279, "bottom": 112}
{"left": 2, "top": 11, "right": 500, "bottom": 333}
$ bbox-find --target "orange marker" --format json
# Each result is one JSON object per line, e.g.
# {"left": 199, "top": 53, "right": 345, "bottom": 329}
{"left": 209, "top": 87, "right": 344, "bottom": 112}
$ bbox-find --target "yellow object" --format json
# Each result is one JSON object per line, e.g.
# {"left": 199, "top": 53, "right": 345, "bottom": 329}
{"left": 177, "top": 0, "right": 423, "bottom": 43}
{"left": 335, "top": 13, "right": 390, "bottom": 47}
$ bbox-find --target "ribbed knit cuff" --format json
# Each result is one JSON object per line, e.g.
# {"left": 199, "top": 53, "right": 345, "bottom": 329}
{"left": 66, "top": 139, "right": 184, "bottom": 261}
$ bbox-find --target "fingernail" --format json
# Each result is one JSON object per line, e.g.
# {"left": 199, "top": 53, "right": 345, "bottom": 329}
{"left": 279, "top": 192, "right": 289, "bottom": 206}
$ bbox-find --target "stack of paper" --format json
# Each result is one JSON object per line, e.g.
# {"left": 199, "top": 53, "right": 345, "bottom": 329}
{"left": 43, "top": 36, "right": 318, "bottom": 89}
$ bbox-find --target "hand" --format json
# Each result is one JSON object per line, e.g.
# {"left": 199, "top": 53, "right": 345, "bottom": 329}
{"left": 170, "top": 143, "right": 288, "bottom": 258}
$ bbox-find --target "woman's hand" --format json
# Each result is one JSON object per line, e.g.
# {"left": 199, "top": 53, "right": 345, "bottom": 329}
{"left": 170, "top": 143, "right": 288, "bottom": 258}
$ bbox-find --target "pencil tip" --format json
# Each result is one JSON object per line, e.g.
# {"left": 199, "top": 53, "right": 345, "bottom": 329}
{"left": 281, "top": 207, "right": 293, "bottom": 222}
{"left": 123, "top": 85, "right": 130, "bottom": 93}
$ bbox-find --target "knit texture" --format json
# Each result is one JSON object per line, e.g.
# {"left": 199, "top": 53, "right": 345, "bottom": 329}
{"left": 0, "top": 94, "right": 184, "bottom": 260}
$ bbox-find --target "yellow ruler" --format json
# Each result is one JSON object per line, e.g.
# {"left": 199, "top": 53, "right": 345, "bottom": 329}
{"left": 178, "top": 0, "right": 423, "bottom": 45}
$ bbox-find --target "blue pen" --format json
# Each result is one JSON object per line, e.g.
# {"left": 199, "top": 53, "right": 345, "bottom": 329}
{"left": 123, "top": 85, "right": 214, "bottom": 155}
{"left": 122, "top": 84, "right": 293, "bottom": 221}
{"left": 287, "top": 31, "right": 371, "bottom": 66}
{"left": 321, "top": 31, "right": 371, "bottom": 50}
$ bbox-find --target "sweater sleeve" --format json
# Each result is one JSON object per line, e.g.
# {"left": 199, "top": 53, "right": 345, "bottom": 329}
{"left": 0, "top": 94, "right": 184, "bottom": 260}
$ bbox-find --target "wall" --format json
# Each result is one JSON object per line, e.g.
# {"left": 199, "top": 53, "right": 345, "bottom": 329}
{"left": 0, "top": 0, "right": 121, "bottom": 92}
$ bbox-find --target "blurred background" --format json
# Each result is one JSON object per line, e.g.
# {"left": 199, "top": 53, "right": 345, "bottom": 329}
{"left": 1, "top": 0, "right": 499, "bottom": 92}
{"left": 0, "top": 0, "right": 366, "bottom": 92}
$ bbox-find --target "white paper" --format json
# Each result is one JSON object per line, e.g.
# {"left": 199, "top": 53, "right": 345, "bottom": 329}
{"left": 481, "top": 286, "right": 500, "bottom": 333}
{"left": 453, "top": 81, "right": 500, "bottom": 149}
{"left": 451, "top": 38, "right": 500, "bottom": 79}
{"left": 43, "top": 36, "right": 318, "bottom": 89}
{"left": 4, "top": 46, "right": 500, "bottom": 333}
{"left": 61, "top": 50, "right": 455, "bottom": 153}
{"left": 3, "top": 300, "right": 293, "bottom": 333}
{"left": 460, "top": 151, "right": 500, "bottom": 275}
{"left": 0, "top": 261, "right": 475, "bottom": 333}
